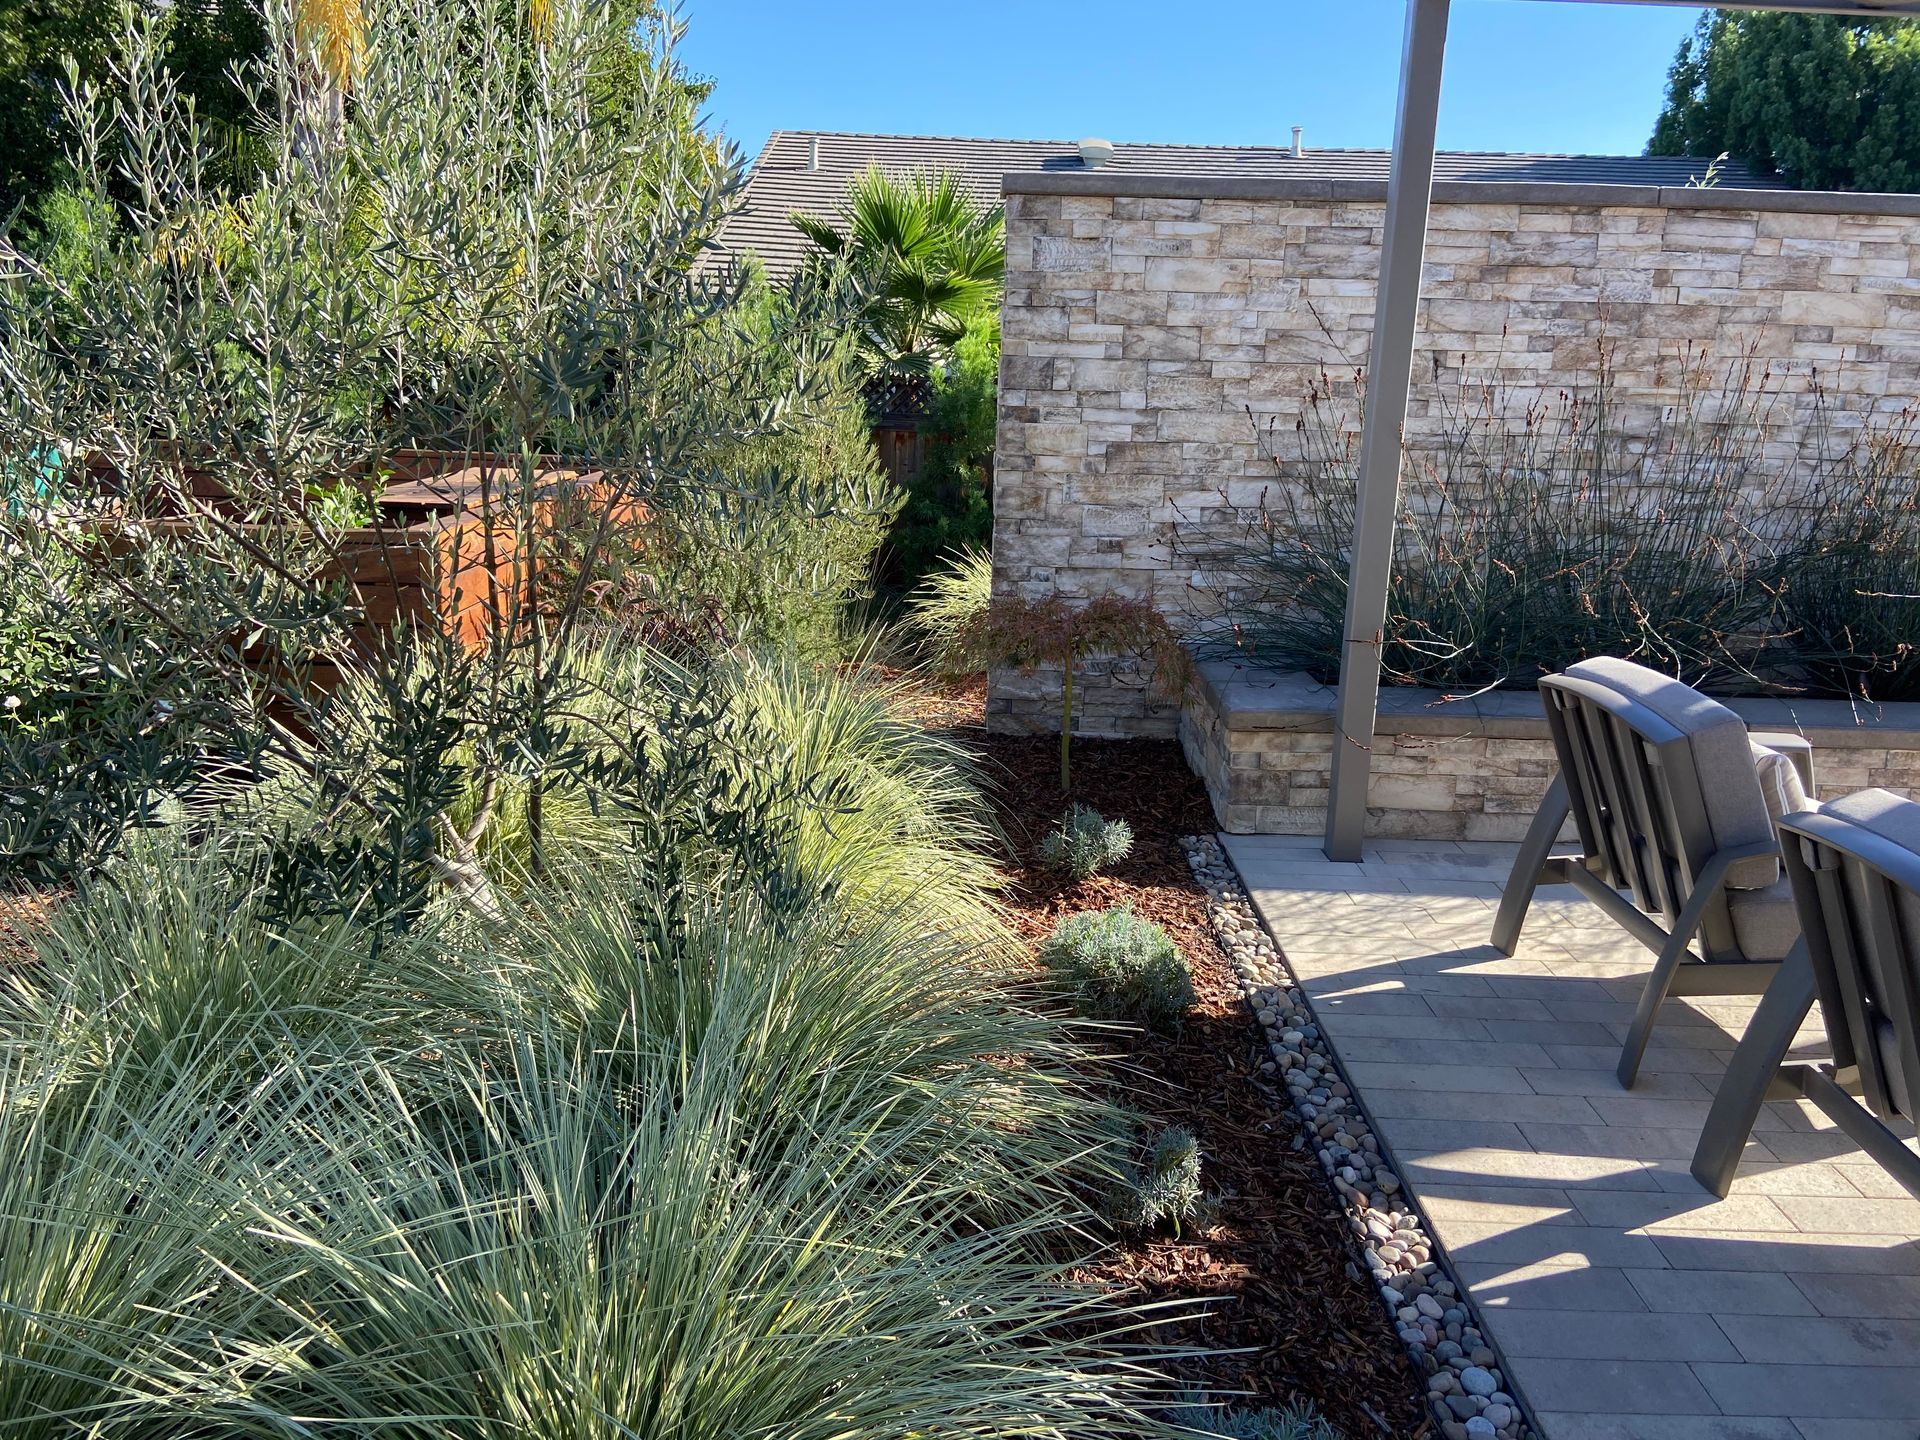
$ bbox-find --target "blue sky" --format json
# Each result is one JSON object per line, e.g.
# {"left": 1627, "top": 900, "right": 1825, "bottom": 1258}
{"left": 678, "top": 1, "right": 1707, "bottom": 163}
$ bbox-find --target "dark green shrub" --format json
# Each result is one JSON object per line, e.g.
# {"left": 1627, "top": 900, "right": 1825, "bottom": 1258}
{"left": 655, "top": 333, "right": 900, "bottom": 662}
{"left": 0, "top": 530, "right": 259, "bottom": 883}
{"left": 0, "top": 525, "right": 77, "bottom": 731}
{"left": 1648, "top": 11, "right": 1920, "bottom": 193}
{"left": 890, "top": 314, "right": 998, "bottom": 595}
{"left": 1039, "top": 905, "right": 1193, "bottom": 1034}
{"left": 1040, "top": 803, "right": 1133, "bottom": 880}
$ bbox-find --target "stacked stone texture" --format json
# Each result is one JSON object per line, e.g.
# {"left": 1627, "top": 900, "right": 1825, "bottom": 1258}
{"left": 1180, "top": 686, "right": 1920, "bottom": 839}
{"left": 1181, "top": 709, "right": 1567, "bottom": 842}
{"left": 990, "top": 184, "right": 1920, "bottom": 741}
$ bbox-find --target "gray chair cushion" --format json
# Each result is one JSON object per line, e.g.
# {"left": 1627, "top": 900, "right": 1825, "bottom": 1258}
{"left": 1566, "top": 658, "right": 1779, "bottom": 891}
{"left": 1728, "top": 875, "right": 1800, "bottom": 964}
{"left": 1821, "top": 787, "right": 1920, "bottom": 851}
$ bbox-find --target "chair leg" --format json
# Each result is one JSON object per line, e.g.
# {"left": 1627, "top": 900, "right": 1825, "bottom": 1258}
{"left": 1615, "top": 847, "right": 1747, "bottom": 1089}
{"left": 1616, "top": 927, "right": 1696, "bottom": 1090}
{"left": 1491, "top": 772, "right": 1570, "bottom": 956}
{"left": 1690, "top": 944, "right": 1817, "bottom": 1197}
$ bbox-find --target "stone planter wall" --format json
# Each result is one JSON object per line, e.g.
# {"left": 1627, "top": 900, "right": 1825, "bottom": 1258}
{"left": 987, "top": 171, "right": 1920, "bottom": 739}
{"left": 1183, "top": 661, "right": 1920, "bottom": 839}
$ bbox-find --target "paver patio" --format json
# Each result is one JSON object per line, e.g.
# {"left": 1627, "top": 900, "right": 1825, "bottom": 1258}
{"left": 1221, "top": 832, "right": 1920, "bottom": 1440}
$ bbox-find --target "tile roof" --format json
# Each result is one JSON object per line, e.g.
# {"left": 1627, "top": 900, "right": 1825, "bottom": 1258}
{"left": 712, "top": 130, "right": 1782, "bottom": 278}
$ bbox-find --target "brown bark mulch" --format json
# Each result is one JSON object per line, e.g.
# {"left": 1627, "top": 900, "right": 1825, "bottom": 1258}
{"left": 885, "top": 670, "right": 988, "bottom": 732}
{"left": 0, "top": 889, "right": 60, "bottom": 964}
{"left": 977, "top": 731, "right": 1430, "bottom": 1439}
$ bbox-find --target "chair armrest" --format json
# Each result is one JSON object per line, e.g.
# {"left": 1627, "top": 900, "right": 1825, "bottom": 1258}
{"left": 1748, "top": 730, "right": 1816, "bottom": 797}
{"left": 1669, "top": 837, "right": 1787, "bottom": 950}
{"left": 1714, "top": 837, "right": 1792, "bottom": 866}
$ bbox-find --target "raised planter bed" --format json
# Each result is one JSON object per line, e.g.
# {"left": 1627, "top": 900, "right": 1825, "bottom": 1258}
{"left": 977, "top": 729, "right": 1430, "bottom": 1434}
{"left": 1182, "top": 660, "right": 1920, "bottom": 839}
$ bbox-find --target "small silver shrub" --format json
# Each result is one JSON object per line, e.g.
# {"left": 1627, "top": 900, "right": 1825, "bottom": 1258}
{"left": 1039, "top": 804, "right": 1133, "bottom": 879}
{"left": 1114, "top": 1124, "right": 1203, "bottom": 1234}
{"left": 1168, "top": 1397, "right": 1342, "bottom": 1440}
{"left": 1038, "top": 904, "right": 1192, "bottom": 1034}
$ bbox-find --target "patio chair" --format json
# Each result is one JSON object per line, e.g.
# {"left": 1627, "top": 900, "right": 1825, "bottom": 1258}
{"left": 1692, "top": 789, "right": 1920, "bottom": 1202}
{"left": 1489, "top": 658, "right": 1816, "bottom": 1087}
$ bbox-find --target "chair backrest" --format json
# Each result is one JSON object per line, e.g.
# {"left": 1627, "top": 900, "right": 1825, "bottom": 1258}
{"left": 1540, "top": 661, "right": 1774, "bottom": 962}
{"left": 1779, "top": 791, "right": 1920, "bottom": 1125}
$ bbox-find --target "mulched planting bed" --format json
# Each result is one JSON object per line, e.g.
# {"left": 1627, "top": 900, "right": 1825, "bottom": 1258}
{"left": 978, "top": 732, "right": 1430, "bottom": 1438}
{"left": 0, "top": 890, "right": 61, "bottom": 964}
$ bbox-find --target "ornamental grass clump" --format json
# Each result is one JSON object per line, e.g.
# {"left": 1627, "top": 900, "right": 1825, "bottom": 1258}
{"left": 1181, "top": 344, "right": 1920, "bottom": 702}
{"left": 1040, "top": 905, "right": 1194, "bottom": 1035}
{"left": 0, "top": 827, "right": 415, "bottom": 1102}
{"left": 0, "top": 574, "right": 1169, "bottom": 1432}
{"left": 502, "top": 866, "right": 1126, "bottom": 1232}
{"left": 1041, "top": 803, "right": 1134, "bottom": 879}
{"left": 0, "top": 1042, "right": 326, "bottom": 1428}
{"left": 712, "top": 646, "right": 1008, "bottom": 939}
{"left": 1180, "top": 347, "right": 1781, "bottom": 694}
{"left": 406, "top": 632, "right": 1009, "bottom": 941}
{"left": 0, "top": 791, "right": 1178, "bottom": 1434}
{"left": 906, "top": 544, "right": 994, "bottom": 675}
{"left": 227, "top": 1029, "right": 1162, "bottom": 1440}
{"left": 1767, "top": 396, "right": 1920, "bottom": 702}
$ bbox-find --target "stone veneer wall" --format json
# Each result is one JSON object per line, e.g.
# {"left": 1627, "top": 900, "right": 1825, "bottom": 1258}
{"left": 988, "top": 172, "right": 1920, "bottom": 739}
{"left": 1183, "top": 662, "right": 1920, "bottom": 840}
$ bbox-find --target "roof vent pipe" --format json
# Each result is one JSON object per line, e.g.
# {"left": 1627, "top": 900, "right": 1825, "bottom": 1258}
{"left": 1292, "top": 127, "right": 1304, "bottom": 158}
{"left": 1078, "top": 137, "right": 1115, "bottom": 169}
{"left": 808, "top": 136, "right": 820, "bottom": 171}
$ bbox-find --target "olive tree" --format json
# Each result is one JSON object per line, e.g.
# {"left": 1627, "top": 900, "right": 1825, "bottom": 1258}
{"left": 0, "top": 0, "right": 880, "bottom": 911}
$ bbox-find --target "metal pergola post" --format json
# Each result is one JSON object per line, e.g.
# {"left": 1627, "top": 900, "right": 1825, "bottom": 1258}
{"left": 1320, "top": 0, "right": 1920, "bottom": 862}
{"left": 1322, "top": 0, "right": 1451, "bottom": 862}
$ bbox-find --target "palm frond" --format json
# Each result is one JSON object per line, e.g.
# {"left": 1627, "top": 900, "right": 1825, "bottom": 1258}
{"left": 786, "top": 165, "right": 1005, "bottom": 382}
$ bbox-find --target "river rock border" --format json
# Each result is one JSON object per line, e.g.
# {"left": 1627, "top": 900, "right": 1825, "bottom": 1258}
{"left": 1180, "top": 834, "right": 1537, "bottom": 1440}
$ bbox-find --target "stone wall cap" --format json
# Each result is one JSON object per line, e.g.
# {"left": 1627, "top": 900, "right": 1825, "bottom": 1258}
{"left": 1007, "top": 172, "right": 1340, "bottom": 203}
{"left": 1431, "top": 180, "right": 1661, "bottom": 207}
{"left": 1192, "top": 659, "right": 1920, "bottom": 746}
{"left": 1656, "top": 184, "right": 1920, "bottom": 218}
{"left": 1005, "top": 170, "right": 1920, "bottom": 219}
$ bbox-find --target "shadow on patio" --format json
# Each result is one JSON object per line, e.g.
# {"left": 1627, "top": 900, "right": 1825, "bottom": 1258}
{"left": 1222, "top": 832, "right": 1920, "bottom": 1439}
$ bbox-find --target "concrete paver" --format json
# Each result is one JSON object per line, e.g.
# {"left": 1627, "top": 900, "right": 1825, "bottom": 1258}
{"left": 1221, "top": 834, "right": 1920, "bottom": 1440}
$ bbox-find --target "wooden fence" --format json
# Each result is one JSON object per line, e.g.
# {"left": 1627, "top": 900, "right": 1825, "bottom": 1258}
{"left": 871, "top": 425, "right": 930, "bottom": 490}
{"left": 866, "top": 376, "right": 932, "bottom": 493}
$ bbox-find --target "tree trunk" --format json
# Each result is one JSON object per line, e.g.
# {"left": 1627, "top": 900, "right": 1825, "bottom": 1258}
{"left": 1058, "top": 662, "right": 1074, "bottom": 793}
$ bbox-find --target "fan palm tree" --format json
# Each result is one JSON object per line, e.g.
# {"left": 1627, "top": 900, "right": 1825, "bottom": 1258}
{"left": 790, "top": 167, "right": 1005, "bottom": 385}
